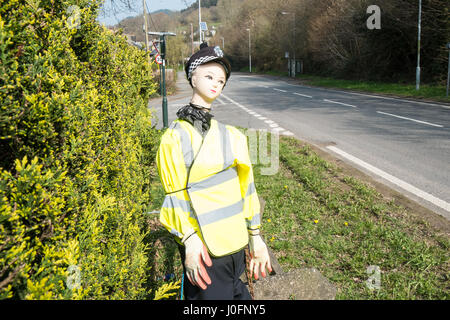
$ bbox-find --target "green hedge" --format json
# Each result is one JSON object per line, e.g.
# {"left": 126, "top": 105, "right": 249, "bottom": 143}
{"left": 0, "top": 0, "right": 169, "bottom": 299}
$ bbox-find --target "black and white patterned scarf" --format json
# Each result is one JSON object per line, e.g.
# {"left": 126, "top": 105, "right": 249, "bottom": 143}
{"left": 176, "top": 103, "right": 214, "bottom": 135}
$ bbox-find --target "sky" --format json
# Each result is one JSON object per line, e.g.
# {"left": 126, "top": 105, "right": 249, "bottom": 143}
{"left": 96, "top": 0, "right": 193, "bottom": 27}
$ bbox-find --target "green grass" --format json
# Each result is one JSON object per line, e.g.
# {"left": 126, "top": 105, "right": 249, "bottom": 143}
{"left": 257, "top": 70, "right": 450, "bottom": 102}
{"left": 146, "top": 130, "right": 449, "bottom": 300}
{"left": 299, "top": 74, "right": 449, "bottom": 102}
{"left": 255, "top": 134, "right": 449, "bottom": 299}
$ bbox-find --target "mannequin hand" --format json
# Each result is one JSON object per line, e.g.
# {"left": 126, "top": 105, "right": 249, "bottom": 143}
{"left": 248, "top": 235, "right": 272, "bottom": 280}
{"left": 184, "top": 233, "right": 212, "bottom": 289}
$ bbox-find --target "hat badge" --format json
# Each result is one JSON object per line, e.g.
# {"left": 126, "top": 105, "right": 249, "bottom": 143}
{"left": 214, "top": 46, "right": 224, "bottom": 57}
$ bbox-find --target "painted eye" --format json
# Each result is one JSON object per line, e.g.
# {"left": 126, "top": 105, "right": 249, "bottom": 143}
{"left": 218, "top": 80, "right": 224, "bottom": 85}
{"left": 205, "top": 75, "right": 213, "bottom": 80}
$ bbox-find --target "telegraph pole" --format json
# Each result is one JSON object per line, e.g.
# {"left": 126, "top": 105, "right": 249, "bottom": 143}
{"left": 446, "top": 43, "right": 450, "bottom": 97}
{"left": 191, "top": 23, "right": 194, "bottom": 54}
{"left": 143, "top": 0, "right": 151, "bottom": 66}
{"left": 416, "top": 0, "right": 422, "bottom": 90}
{"left": 198, "top": 0, "right": 202, "bottom": 42}
{"left": 247, "top": 28, "right": 251, "bottom": 73}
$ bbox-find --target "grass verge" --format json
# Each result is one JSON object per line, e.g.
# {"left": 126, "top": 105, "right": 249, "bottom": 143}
{"left": 257, "top": 70, "right": 450, "bottom": 103}
{"left": 145, "top": 129, "right": 449, "bottom": 300}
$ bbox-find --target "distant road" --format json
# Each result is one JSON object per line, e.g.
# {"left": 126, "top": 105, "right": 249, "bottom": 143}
{"left": 151, "top": 72, "right": 450, "bottom": 220}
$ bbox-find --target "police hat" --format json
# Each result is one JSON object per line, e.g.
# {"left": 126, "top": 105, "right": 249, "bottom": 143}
{"left": 185, "top": 42, "right": 231, "bottom": 87}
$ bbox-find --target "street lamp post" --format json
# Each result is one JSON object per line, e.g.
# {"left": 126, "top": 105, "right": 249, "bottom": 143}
{"left": 220, "top": 36, "right": 225, "bottom": 49}
{"left": 246, "top": 28, "right": 251, "bottom": 73}
{"left": 198, "top": 0, "right": 202, "bottom": 42}
{"left": 148, "top": 31, "right": 176, "bottom": 128}
{"left": 446, "top": 42, "right": 450, "bottom": 97}
{"left": 416, "top": 0, "right": 422, "bottom": 90}
{"left": 282, "top": 11, "right": 296, "bottom": 77}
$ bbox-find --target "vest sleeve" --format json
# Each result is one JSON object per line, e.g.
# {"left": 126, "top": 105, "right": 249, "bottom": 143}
{"left": 232, "top": 128, "right": 261, "bottom": 233}
{"left": 156, "top": 130, "right": 197, "bottom": 242}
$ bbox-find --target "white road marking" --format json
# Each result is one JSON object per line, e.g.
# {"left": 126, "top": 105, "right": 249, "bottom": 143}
{"left": 221, "top": 94, "right": 289, "bottom": 133}
{"left": 274, "top": 88, "right": 287, "bottom": 93}
{"left": 326, "top": 146, "right": 450, "bottom": 214}
{"left": 341, "top": 91, "right": 450, "bottom": 109}
{"left": 323, "top": 99, "right": 358, "bottom": 108}
{"left": 235, "top": 74, "right": 450, "bottom": 109}
{"left": 293, "top": 93, "right": 313, "bottom": 98}
{"left": 216, "top": 97, "right": 225, "bottom": 105}
{"left": 257, "top": 116, "right": 267, "bottom": 120}
{"left": 221, "top": 94, "right": 247, "bottom": 109}
{"left": 376, "top": 111, "right": 444, "bottom": 128}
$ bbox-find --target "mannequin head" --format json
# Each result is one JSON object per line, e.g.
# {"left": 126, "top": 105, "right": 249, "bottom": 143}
{"left": 190, "top": 61, "right": 227, "bottom": 110}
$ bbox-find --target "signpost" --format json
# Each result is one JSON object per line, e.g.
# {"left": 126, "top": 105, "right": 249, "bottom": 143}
{"left": 155, "top": 54, "right": 162, "bottom": 65}
{"left": 148, "top": 31, "right": 176, "bottom": 128}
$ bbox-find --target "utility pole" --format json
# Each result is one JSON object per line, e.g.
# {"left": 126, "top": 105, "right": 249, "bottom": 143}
{"left": 246, "top": 28, "right": 251, "bottom": 73}
{"left": 191, "top": 23, "right": 194, "bottom": 54}
{"left": 282, "top": 11, "right": 296, "bottom": 77}
{"left": 293, "top": 11, "right": 296, "bottom": 77}
{"left": 446, "top": 43, "right": 450, "bottom": 97}
{"left": 416, "top": 0, "right": 422, "bottom": 90}
{"left": 198, "top": 0, "right": 202, "bottom": 43}
{"left": 143, "top": 0, "right": 150, "bottom": 66}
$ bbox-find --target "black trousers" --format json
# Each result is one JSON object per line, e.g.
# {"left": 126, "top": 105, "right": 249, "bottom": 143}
{"left": 178, "top": 244, "right": 252, "bottom": 300}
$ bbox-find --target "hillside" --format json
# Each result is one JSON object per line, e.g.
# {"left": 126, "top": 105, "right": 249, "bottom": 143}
{"left": 114, "top": 0, "right": 449, "bottom": 84}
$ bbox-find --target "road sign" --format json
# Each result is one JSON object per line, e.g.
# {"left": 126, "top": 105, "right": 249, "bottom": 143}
{"left": 155, "top": 54, "right": 162, "bottom": 65}
{"left": 200, "top": 22, "right": 208, "bottom": 31}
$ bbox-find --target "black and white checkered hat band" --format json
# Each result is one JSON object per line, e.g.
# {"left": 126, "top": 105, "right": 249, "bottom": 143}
{"left": 187, "top": 56, "right": 218, "bottom": 80}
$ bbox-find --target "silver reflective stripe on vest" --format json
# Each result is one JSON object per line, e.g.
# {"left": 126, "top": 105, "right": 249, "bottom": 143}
{"left": 246, "top": 182, "right": 256, "bottom": 197}
{"left": 188, "top": 167, "right": 243, "bottom": 226}
{"left": 246, "top": 213, "right": 261, "bottom": 228}
{"left": 217, "top": 122, "right": 234, "bottom": 170}
{"left": 170, "top": 228, "right": 183, "bottom": 238}
{"left": 189, "top": 166, "right": 238, "bottom": 190}
{"left": 196, "top": 199, "right": 244, "bottom": 226}
{"left": 162, "top": 194, "right": 196, "bottom": 220}
{"left": 172, "top": 121, "right": 194, "bottom": 169}
{"left": 162, "top": 195, "right": 191, "bottom": 212}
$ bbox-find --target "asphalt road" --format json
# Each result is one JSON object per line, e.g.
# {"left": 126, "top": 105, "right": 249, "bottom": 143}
{"left": 150, "top": 72, "right": 450, "bottom": 220}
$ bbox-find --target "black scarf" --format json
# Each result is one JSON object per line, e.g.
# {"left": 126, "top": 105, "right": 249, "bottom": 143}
{"left": 176, "top": 103, "right": 214, "bottom": 135}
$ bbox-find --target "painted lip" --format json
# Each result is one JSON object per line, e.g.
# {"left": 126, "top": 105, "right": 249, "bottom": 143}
{"left": 210, "top": 89, "right": 217, "bottom": 93}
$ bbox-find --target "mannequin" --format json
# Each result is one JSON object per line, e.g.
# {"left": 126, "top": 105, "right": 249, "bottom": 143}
{"left": 156, "top": 44, "right": 271, "bottom": 300}
{"left": 190, "top": 62, "right": 227, "bottom": 111}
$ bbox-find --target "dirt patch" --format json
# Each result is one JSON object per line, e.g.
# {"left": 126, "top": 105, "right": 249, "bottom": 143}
{"left": 251, "top": 268, "right": 337, "bottom": 300}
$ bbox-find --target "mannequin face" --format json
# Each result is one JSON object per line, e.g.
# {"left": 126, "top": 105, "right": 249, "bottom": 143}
{"left": 191, "top": 62, "right": 227, "bottom": 106}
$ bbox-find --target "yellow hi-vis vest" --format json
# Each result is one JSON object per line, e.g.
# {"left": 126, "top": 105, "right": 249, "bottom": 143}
{"left": 156, "top": 118, "right": 261, "bottom": 257}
